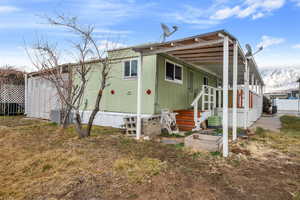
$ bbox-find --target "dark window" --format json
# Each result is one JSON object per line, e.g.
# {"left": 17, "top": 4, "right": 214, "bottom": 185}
{"left": 165, "top": 61, "right": 182, "bottom": 82}
{"left": 131, "top": 60, "right": 137, "bottom": 76}
{"left": 124, "top": 59, "right": 138, "bottom": 78}
{"left": 204, "top": 76, "right": 208, "bottom": 85}
{"left": 175, "top": 65, "right": 182, "bottom": 80}
{"left": 166, "top": 61, "right": 174, "bottom": 80}
{"left": 124, "top": 61, "right": 130, "bottom": 77}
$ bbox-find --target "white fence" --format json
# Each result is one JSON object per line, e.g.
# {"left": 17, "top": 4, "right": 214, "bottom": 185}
{"left": 274, "top": 99, "right": 300, "bottom": 111}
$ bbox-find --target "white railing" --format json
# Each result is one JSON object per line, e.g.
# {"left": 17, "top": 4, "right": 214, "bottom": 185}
{"left": 191, "top": 85, "right": 221, "bottom": 130}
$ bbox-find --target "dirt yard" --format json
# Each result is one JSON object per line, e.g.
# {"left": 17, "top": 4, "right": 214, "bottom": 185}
{"left": 0, "top": 116, "right": 299, "bottom": 200}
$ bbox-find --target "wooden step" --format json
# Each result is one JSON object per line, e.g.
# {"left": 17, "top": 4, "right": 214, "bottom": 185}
{"left": 177, "top": 124, "right": 195, "bottom": 131}
{"left": 175, "top": 110, "right": 202, "bottom": 115}
{"left": 176, "top": 120, "right": 195, "bottom": 126}
{"left": 176, "top": 115, "right": 195, "bottom": 120}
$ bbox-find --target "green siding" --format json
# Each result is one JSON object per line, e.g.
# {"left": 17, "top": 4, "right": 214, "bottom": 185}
{"left": 81, "top": 51, "right": 157, "bottom": 115}
{"left": 155, "top": 54, "right": 217, "bottom": 114}
{"left": 78, "top": 49, "right": 218, "bottom": 115}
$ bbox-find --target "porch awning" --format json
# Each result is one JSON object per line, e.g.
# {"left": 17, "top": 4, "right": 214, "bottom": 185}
{"left": 133, "top": 30, "right": 264, "bottom": 86}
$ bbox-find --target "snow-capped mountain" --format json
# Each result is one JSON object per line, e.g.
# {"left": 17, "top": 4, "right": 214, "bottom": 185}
{"left": 260, "top": 66, "right": 300, "bottom": 93}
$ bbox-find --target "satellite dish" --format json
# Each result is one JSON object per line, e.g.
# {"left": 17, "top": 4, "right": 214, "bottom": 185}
{"left": 245, "top": 44, "right": 263, "bottom": 58}
{"left": 160, "top": 23, "right": 178, "bottom": 43}
{"left": 245, "top": 44, "right": 252, "bottom": 57}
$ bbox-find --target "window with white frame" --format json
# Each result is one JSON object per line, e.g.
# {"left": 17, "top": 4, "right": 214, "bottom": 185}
{"left": 124, "top": 59, "right": 138, "bottom": 78}
{"left": 165, "top": 60, "right": 182, "bottom": 83}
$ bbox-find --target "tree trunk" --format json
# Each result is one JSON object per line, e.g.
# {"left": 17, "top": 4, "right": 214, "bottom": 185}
{"left": 61, "top": 107, "right": 72, "bottom": 129}
{"left": 86, "top": 89, "right": 103, "bottom": 136}
{"left": 74, "top": 110, "right": 87, "bottom": 138}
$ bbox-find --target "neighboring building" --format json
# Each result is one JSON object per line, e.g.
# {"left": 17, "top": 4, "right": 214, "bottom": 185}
{"left": 287, "top": 89, "right": 300, "bottom": 99}
{"left": 265, "top": 91, "right": 288, "bottom": 99}
{"left": 265, "top": 88, "right": 299, "bottom": 100}
{"left": 0, "top": 68, "right": 25, "bottom": 115}
{"left": 266, "top": 88, "right": 300, "bottom": 112}
{"left": 25, "top": 66, "right": 69, "bottom": 120}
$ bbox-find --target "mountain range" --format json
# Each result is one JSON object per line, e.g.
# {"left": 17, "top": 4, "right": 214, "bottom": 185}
{"left": 260, "top": 66, "right": 300, "bottom": 93}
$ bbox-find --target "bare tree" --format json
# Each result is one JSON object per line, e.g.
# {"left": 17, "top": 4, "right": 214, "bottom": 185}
{"left": 27, "top": 15, "right": 116, "bottom": 138}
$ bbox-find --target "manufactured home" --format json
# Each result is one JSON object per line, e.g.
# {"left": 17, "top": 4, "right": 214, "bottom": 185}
{"left": 78, "top": 30, "right": 263, "bottom": 129}
{"left": 25, "top": 30, "right": 264, "bottom": 156}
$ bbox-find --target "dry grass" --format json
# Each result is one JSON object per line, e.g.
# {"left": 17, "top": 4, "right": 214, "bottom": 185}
{"left": 252, "top": 116, "right": 300, "bottom": 157}
{"left": 0, "top": 116, "right": 299, "bottom": 200}
{"left": 113, "top": 157, "right": 167, "bottom": 183}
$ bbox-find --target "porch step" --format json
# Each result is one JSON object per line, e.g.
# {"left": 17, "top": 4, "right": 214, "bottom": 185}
{"left": 176, "top": 119, "right": 195, "bottom": 126}
{"left": 175, "top": 109, "right": 200, "bottom": 131}
{"left": 177, "top": 124, "right": 195, "bottom": 131}
{"left": 175, "top": 109, "right": 202, "bottom": 115}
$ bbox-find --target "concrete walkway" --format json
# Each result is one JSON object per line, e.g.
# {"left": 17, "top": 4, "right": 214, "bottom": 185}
{"left": 251, "top": 115, "right": 282, "bottom": 132}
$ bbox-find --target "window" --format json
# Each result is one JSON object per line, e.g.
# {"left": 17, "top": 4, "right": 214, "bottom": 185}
{"left": 165, "top": 60, "right": 182, "bottom": 83}
{"left": 203, "top": 76, "right": 208, "bottom": 85}
{"left": 124, "top": 59, "right": 138, "bottom": 78}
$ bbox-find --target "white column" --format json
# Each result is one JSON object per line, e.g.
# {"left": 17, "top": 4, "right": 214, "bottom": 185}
{"left": 136, "top": 53, "right": 143, "bottom": 139}
{"left": 232, "top": 42, "right": 238, "bottom": 141}
{"left": 244, "top": 60, "right": 250, "bottom": 129}
{"left": 222, "top": 36, "right": 229, "bottom": 157}
{"left": 24, "top": 74, "right": 28, "bottom": 115}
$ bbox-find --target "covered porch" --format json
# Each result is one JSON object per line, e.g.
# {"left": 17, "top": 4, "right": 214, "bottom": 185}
{"left": 133, "top": 30, "right": 264, "bottom": 157}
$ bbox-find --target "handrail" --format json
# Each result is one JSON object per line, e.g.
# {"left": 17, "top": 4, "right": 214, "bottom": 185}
{"left": 191, "top": 90, "right": 203, "bottom": 106}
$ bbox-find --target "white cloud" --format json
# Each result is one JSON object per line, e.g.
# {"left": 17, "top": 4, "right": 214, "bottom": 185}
{"left": 166, "top": 0, "right": 285, "bottom": 28}
{"left": 0, "top": 5, "right": 19, "bottom": 13}
{"left": 211, "top": 6, "right": 241, "bottom": 20}
{"left": 257, "top": 35, "right": 285, "bottom": 48}
{"left": 165, "top": 5, "right": 219, "bottom": 27}
{"left": 98, "top": 40, "right": 126, "bottom": 51}
{"left": 292, "top": 44, "right": 300, "bottom": 48}
{"left": 211, "top": 0, "right": 285, "bottom": 20}
{"left": 291, "top": 0, "right": 300, "bottom": 6}
{"left": 79, "top": 0, "right": 156, "bottom": 26}
{"left": 94, "top": 28, "right": 132, "bottom": 35}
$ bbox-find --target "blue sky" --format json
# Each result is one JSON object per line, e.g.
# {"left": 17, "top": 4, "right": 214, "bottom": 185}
{"left": 0, "top": 0, "right": 300, "bottom": 71}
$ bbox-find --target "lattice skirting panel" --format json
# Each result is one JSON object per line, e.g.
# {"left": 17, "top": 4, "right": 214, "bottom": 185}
{"left": 0, "top": 84, "right": 25, "bottom": 115}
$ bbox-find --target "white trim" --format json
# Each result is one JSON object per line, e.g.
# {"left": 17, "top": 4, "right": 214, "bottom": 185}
{"left": 164, "top": 59, "right": 183, "bottom": 84}
{"left": 136, "top": 53, "right": 143, "bottom": 140}
{"left": 222, "top": 36, "right": 229, "bottom": 157}
{"left": 123, "top": 58, "right": 138, "bottom": 80}
{"left": 232, "top": 42, "right": 238, "bottom": 141}
{"left": 145, "top": 39, "right": 224, "bottom": 55}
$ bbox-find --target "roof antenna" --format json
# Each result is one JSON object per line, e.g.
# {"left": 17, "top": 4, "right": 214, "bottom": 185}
{"left": 245, "top": 44, "right": 263, "bottom": 58}
{"left": 160, "top": 23, "right": 178, "bottom": 43}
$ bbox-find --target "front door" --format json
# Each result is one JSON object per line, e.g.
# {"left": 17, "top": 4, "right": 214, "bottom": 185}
{"left": 187, "top": 70, "right": 194, "bottom": 106}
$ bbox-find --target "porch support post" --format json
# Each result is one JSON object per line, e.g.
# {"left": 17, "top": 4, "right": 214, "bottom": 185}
{"left": 222, "top": 36, "right": 229, "bottom": 157}
{"left": 244, "top": 60, "right": 250, "bottom": 129}
{"left": 136, "top": 53, "right": 143, "bottom": 140}
{"left": 24, "top": 74, "right": 28, "bottom": 115}
{"left": 232, "top": 42, "right": 238, "bottom": 141}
